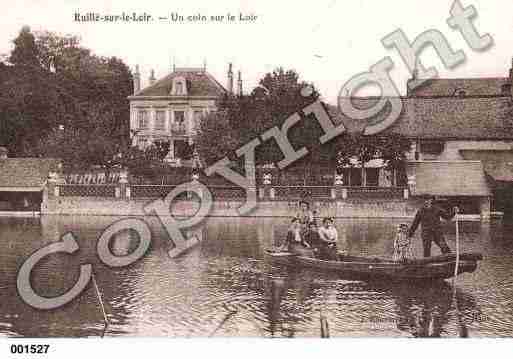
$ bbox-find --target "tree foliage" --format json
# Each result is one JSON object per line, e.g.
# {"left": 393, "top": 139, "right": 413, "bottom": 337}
{"left": 0, "top": 27, "right": 133, "bottom": 169}
{"left": 335, "top": 133, "right": 412, "bottom": 175}
{"left": 195, "top": 66, "right": 411, "bottom": 179}
{"left": 196, "top": 67, "right": 322, "bottom": 168}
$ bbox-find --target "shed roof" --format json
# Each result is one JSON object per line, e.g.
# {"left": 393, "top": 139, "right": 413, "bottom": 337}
{"left": 0, "top": 158, "right": 61, "bottom": 191}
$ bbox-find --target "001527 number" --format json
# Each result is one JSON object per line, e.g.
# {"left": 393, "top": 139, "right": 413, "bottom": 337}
{"left": 10, "top": 344, "right": 50, "bottom": 354}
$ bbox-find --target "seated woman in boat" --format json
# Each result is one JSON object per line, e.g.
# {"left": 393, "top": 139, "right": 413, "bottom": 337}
{"left": 318, "top": 217, "right": 339, "bottom": 260}
{"left": 296, "top": 200, "right": 317, "bottom": 237}
{"left": 304, "top": 221, "right": 323, "bottom": 256}
{"left": 281, "top": 217, "right": 310, "bottom": 253}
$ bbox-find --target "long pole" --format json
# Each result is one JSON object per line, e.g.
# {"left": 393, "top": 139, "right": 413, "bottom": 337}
{"left": 451, "top": 207, "right": 468, "bottom": 337}
{"left": 91, "top": 271, "right": 109, "bottom": 337}
{"left": 452, "top": 207, "right": 460, "bottom": 284}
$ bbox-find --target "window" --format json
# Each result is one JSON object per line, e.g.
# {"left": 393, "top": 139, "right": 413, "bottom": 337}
{"left": 420, "top": 140, "right": 444, "bottom": 154}
{"left": 155, "top": 110, "right": 166, "bottom": 130}
{"left": 175, "top": 81, "right": 184, "bottom": 95}
{"left": 138, "top": 110, "right": 149, "bottom": 129}
{"left": 172, "top": 76, "right": 187, "bottom": 95}
{"left": 138, "top": 137, "right": 150, "bottom": 149}
{"left": 174, "top": 111, "right": 185, "bottom": 124}
{"left": 193, "top": 110, "right": 203, "bottom": 130}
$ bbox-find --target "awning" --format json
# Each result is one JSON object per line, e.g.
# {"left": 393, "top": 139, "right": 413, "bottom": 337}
{"left": 406, "top": 161, "right": 490, "bottom": 196}
{"left": 460, "top": 150, "right": 513, "bottom": 182}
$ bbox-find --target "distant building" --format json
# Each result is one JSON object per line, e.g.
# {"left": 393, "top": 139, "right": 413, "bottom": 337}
{"left": 334, "top": 61, "right": 513, "bottom": 218}
{"left": 0, "top": 149, "right": 61, "bottom": 212}
{"left": 127, "top": 63, "right": 241, "bottom": 166}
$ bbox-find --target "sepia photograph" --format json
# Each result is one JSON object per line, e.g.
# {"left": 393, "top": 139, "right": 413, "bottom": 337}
{"left": 1, "top": 0, "right": 513, "bottom": 356}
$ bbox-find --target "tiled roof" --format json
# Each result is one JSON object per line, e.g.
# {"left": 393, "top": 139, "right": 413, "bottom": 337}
{"left": 406, "top": 161, "right": 490, "bottom": 196}
{"left": 0, "top": 158, "right": 61, "bottom": 189}
{"left": 408, "top": 78, "right": 510, "bottom": 97}
{"left": 460, "top": 150, "right": 513, "bottom": 181}
{"left": 329, "top": 95, "right": 513, "bottom": 139}
{"left": 133, "top": 69, "right": 227, "bottom": 97}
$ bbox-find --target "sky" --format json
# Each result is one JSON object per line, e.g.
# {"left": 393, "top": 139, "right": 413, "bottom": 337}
{"left": 1, "top": 0, "right": 513, "bottom": 104}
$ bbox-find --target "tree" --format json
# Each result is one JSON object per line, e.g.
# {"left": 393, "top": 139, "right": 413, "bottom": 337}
{"left": 195, "top": 104, "right": 242, "bottom": 166}
{"left": 195, "top": 67, "right": 321, "bottom": 172}
{"left": 335, "top": 133, "right": 411, "bottom": 186}
{"left": 0, "top": 27, "right": 133, "bottom": 166}
{"left": 0, "top": 27, "right": 59, "bottom": 154}
{"left": 9, "top": 26, "right": 40, "bottom": 69}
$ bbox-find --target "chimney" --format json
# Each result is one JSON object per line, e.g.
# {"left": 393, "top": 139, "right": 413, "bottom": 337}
{"left": 227, "top": 63, "right": 233, "bottom": 94}
{"left": 149, "top": 69, "right": 156, "bottom": 86}
{"left": 0, "top": 146, "right": 8, "bottom": 159}
{"left": 237, "top": 70, "right": 243, "bottom": 96}
{"left": 510, "top": 57, "right": 513, "bottom": 98}
{"left": 133, "top": 65, "right": 141, "bottom": 94}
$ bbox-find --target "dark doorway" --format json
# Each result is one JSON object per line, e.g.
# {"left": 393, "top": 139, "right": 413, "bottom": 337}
{"left": 492, "top": 182, "right": 513, "bottom": 220}
{"left": 0, "top": 191, "right": 42, "bottom": 211}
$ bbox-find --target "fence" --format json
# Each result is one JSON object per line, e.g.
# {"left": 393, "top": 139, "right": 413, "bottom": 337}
{"left": 59, "top": 184, "right": 117, "bottom": 198}
{"left": 347, "top": 186, "right": 405, "bottom": 199}
{"left": 54, "top": 183, "right": 407, "bottom": 201}
{"left": 131, "top": 185, "right": 178, "bottom": 198}
{"left": 273, "top": 186, "right": 333, "bottom": 200}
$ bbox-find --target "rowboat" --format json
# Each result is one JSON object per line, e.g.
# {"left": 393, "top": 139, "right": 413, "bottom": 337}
{"left": 265, "top": 249, "right": 483, "bottom": 281}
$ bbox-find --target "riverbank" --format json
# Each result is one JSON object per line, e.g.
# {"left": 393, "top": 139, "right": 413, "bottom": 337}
{"left": 39, "top": 195, "right": 489, "bottom": 220}
{"left": 42, "top": 196, "right": 415, "bottom": 218}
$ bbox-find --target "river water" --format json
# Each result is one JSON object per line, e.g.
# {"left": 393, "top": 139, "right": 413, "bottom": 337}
{"left": 1, "top": 215, "right": 512, "bottom": 338}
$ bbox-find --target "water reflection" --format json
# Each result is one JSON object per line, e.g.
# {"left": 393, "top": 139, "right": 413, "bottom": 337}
{"left": 263, "top": 271, "right": 479, "bottom": 338}
{"left": 0, "top": 216, "right": 511, "bottom": 337}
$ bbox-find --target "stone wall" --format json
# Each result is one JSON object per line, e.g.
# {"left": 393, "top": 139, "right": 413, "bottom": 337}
{"left": 42, "top": 195, "right": 419, "bottom": 218}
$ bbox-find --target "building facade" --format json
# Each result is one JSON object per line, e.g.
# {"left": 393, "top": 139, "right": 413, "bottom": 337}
{"left": 335, "top": 64, "right": 513, "bottom": 218}
{"left": 127, "top": 63, "right": 241, "bottom": 165}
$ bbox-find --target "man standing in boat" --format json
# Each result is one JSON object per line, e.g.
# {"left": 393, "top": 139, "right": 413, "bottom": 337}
{"left": 408, "top": 197, "right": 459, "bottom": 258}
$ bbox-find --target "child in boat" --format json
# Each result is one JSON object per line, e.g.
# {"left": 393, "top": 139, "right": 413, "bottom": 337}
{"left": 318, "top": 217, "right": 339, "bottom": 260}
{"left": 393, "top": 223, "right": 413, "bottom": 262}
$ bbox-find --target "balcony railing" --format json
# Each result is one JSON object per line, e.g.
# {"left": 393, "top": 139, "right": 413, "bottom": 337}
{"left": 171, "top": 123, "right": 187, "bottom": 135}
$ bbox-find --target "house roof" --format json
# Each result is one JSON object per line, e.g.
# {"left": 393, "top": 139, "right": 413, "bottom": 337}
{"left": 0, "top": 158, "right": 61, "bottom": 190}
{"left": 329, "top": 95, "right": 513, "bottom": 140}
{"left": 132, "top": 68, "right": 227, "bottom": 98}
{"left": 407, "top": 77, "right": 510, "bottom": 97}
{"left": 460, "top": 150, "right": 513, "bottom": 182}
{"left": 405, "top": 161, "right": 490, "bottom": 196}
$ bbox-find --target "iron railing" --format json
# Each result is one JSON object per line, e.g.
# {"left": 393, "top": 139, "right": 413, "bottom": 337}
{"left": 59, "top": 184, "right": 117, "bottom": 197}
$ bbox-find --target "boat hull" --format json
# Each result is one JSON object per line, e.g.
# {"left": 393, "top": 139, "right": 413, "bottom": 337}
{"left": 266, "top": 251, "right": 482, "bottom": 281}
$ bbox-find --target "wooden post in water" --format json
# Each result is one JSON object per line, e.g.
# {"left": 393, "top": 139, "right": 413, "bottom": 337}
{"left": 91, "top": 271, "right": 109, "bottom": 337}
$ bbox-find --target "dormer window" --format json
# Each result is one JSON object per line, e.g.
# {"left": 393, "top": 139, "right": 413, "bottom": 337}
{"left": 176, "top": 81, "right": 184, "bottom": 94}
{"left": 172, "top": 76, "right": 187, "bottom": 95}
